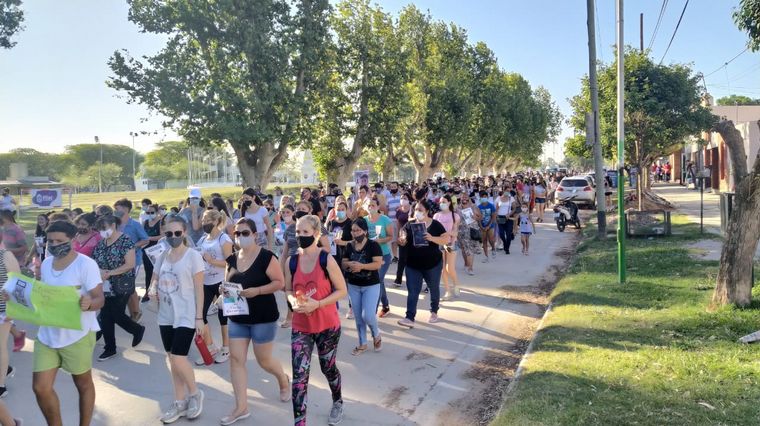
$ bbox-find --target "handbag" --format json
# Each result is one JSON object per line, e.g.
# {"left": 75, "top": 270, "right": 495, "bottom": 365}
{"left": 469, "top": 227, "right": 482, "bottom": 241}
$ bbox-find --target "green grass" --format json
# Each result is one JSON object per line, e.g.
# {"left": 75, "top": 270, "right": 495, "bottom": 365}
{"left": 493, "top": 216, "right": 760, "bottom": 426}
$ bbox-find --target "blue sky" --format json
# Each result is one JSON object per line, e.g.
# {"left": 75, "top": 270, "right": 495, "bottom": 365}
{"left": 1, "top": 0, "right": 758, "bottom": 162}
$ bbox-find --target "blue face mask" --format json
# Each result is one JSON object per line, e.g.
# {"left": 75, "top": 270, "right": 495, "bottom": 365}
{"left": 337, "top": 211, "right": 346, "bottom": 220}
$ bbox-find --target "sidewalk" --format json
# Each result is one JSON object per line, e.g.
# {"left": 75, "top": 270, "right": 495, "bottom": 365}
{"left": 5, "top": 211, "right": 578, "bottom": 426}
{"left": 652, "top": 183, "right": 722, "bottom": 234}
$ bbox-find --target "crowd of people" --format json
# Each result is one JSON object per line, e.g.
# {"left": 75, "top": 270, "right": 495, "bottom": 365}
{"left": 0, "top": 172, "right": 560, "bottom": 425}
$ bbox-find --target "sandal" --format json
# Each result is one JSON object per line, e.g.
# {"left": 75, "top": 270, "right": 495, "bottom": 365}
{"left": 280, "top": 320, "right": 291, "bottom": 328}
{"left": 373, "top": 336, "right": 382, "bottom": 352}
{"left": 351, "top": 345, "right": 368, "bottom": 356}
{"left": 280, "top": 375, "right": 291, "bottom": 402}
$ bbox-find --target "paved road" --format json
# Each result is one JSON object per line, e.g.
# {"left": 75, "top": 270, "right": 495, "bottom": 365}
{"left": 6, "top": 211, "right": 578, "bottom": 426}
{"left": 653, "top": 183, "right": 722, "bottom": 233}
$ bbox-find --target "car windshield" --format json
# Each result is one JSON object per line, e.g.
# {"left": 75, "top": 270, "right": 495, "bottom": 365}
{"left": 560, "top": 179, "right": 588, "bottom": 187}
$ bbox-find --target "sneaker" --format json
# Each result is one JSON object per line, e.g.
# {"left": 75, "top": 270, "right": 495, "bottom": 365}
{"left": 345, "top": 308, "right": 354, "bottom": 320}
{"left": 12, "top": 330, "right": 25, "bottom": 352}
{"left": 0, "top": 386, "right": 7, "bottom": 398}
{"left": 215, "top": 347, "right": 230, "bottom": 364}
{"left": 505, "top": 249, "right": 510, "bottom": 255}
{"left": 207, "top": 303, "right": 218, "bottom": 317}
{"left": 441, "top": 291, "right": 452, "bottom": 301}
{"left": 195, "top": 347, "right": 218, "bottom": 366}
{"left": 378, "top": 307, "right": 390, "bottom": 318}
{"left": 132, "top": 325, "right": 146, "bottom": 347}
{"left": 392, "top": 256, "right": 399, "bottom": 263}
{"left": 482, "top": 257, "right": 489, "bottom": 263}
{"left": 96, "top": 331, "right": 102, "bottom": 342}
{"left": 466, "top": 269, "right": 475, "bottom": 276}
{"left": 220, "top": 412, "right": 251, "bottom": 425}
{"left": 397, "top": 318, "right": 415, "bottom": 328}
{"left": 6, "top": 366, "right": 13, "bottom": 379}
{"left": 185, "top": 390, "right": 204, "bottom": 419}
{"left": 393, "top": 281, "right": 402, "bottom": 288}
{"left": 429, "top": 313, "right": 440, "bottom": 324}
{"left": 160, "top": 400, "right": 187, "bottom": 424}
{"left": 140, "top": 294, "right": 150, "bottom": 303}
{"left": 491, "top": 251, "right": 497, "bottom": 259}
{"left": 327, "top": 401, "right": 344, "bottom": 425}
{"left": 98, "top": 349, "right": 117, "bottom": 361}
{"left": 453, "top": 287, "right": 461, "bottom": 297}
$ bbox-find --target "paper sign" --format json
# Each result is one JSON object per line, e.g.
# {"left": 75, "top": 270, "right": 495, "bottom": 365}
{"left": 3, "top": 273, "right": 82, "bottom": 330}
{"left": 410, "top": 222, "right": 428, "bottom": 247}
{"left": 461, "top": 208, "right": 475, "bottom": 225}
{"left": 144, "top": 244, "right": 166, "bottom": 265}
{"left": 354, "top": 170, "right": 369, "bottom": 189}
{"left": 221, "top": 282, "right": 249, "bottom": 316}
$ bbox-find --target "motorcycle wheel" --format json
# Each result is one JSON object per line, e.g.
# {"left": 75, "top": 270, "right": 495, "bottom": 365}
{"left": 556, "top": 216, "right": 566, "bottom": 232}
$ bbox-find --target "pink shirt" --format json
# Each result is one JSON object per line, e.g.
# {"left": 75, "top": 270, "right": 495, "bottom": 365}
{"left": 292, "top": 257, "right": 340, "bottom": 334}
{"left": 433, "top": 211, "right": 459, "bottom": 244}
{"left": 73, "top": 232, "right": 102, "bottom": 258}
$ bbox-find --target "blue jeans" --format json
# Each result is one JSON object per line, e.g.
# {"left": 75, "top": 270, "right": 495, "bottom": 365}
{"left": 378, "top": 253, "right": 392, "bottom": 310}
{"left": 404, "top": 261, "right": 443, "bottom": 321}
{"left": 347, "top": 284, "right": 381, "bottom": 346}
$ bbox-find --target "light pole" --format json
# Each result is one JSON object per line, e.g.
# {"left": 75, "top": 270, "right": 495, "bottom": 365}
{"left": 129, "top": 131, "right": 138, "bottom": 190}
{"left": 94, "top": 136, "right": 102, "bottom": 193}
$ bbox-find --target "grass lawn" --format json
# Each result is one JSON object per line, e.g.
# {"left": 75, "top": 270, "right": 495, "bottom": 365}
{"left": 493, "top": 216, "right": 760, "bottom": 425}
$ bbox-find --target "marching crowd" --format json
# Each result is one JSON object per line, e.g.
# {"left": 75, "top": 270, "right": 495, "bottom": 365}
{"left": 0, "top": 172, "right": 559, "bottom": 426}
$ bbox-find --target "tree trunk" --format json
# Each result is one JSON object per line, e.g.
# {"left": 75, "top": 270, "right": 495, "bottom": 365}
{"left": 232, "top": 143, "right": 280, "bottom": 189}
{"left": 712, "top": 119, "right": 760, "bottom": 308}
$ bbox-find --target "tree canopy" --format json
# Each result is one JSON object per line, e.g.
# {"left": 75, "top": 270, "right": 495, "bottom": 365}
{"left": 734, "top": 0, "right": 760, "bottom": 51}
{"left": 717, "top": 95, "right": 760, "bottom": 106}
{"left": 0, "top": 0, "right": 23, "bottom": 49}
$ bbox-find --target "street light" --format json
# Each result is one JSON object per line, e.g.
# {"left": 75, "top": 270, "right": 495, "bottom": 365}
{"left": 94, "top": 136, "right": 102, "bottom": 193}
{"left": 129, "top": 131, "right": 138, "bottom": 190}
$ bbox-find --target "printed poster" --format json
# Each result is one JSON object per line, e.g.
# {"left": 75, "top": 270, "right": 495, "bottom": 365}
{"left": 30, "top": 188, "right": 63, "bottom": 208}
{"left": 409, "top": 222, "right": 428, "bottom": 247}
{"left": 354, "top": 170, "right": 369, "bottom": 189}
{"left": 3, "top": 273, "right": 82, "bottom": 330}
{"left": 461, "top": 207, "right": 475, "bottom": 225}
{"left": 144, "top": 244, "right": 166, "bottom": 265}
{"left": 221, "top": 282, "right": 249, "bottom": 316}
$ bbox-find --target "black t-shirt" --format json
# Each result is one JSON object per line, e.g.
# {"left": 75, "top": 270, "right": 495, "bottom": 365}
{"left": 328, "top": 218, "right": 353, "bottom": 263}
{"left": 403, "top": 219, "right": 445, "bottom": 270}
{"left": 342, "top": 240, "right": 383, "bottom": 286}
{"left": 224, "top": 249, "right": 279, "bottom": 324}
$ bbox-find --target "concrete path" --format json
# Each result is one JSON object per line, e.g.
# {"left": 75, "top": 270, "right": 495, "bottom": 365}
{"left": 652, "top": 183, "right": 722, "bottom": 233}
{"left": 5, "top": 211, "right": 578, "bottom": 426}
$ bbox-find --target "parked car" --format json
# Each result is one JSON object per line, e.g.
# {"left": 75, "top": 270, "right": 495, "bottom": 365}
{"left": 556, "top": 176, "right": 596, "bottom": 208}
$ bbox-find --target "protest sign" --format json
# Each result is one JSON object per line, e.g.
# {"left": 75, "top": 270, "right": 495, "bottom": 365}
{"left": 221, "top": 282, "right": 249, "bottom": 316}
{"left": 3, "top": 273, "right": 82, "bottom": 330}
{"left": 144, "top": 244, "right": 166, "bottom": 265}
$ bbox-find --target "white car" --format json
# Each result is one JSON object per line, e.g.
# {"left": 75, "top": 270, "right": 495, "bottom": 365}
{"left": 556, "top": 176, "right": 596, "bottom": 208}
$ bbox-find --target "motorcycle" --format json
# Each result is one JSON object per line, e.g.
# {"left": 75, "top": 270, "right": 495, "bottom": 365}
{"left": 553, "top": 196, "right": 581, "bottom": 232}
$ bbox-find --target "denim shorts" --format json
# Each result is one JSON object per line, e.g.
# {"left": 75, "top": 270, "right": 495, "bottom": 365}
{"left": 228, "top": 320, "right": 278, "bottom": 344}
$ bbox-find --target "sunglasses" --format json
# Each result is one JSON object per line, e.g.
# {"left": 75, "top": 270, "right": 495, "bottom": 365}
{"left": 233, "top": 230, "right": 253, "bottom": 237}
{"left": 164, "top": 231, "right": 183, "bottom": 238}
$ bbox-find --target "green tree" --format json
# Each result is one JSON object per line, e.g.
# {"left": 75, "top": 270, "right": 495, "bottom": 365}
{"left": 108, "top": 0, "right": 331, "bottom": 189}
{"left": 142, "top": 141, "right": 188, "bottom": 169}
{"left": 0, "top": 148, "right": 67, "bottom": 180}
{"left": 716, "top": 94, "right": 760, "bottom": 105}
{"left": 568, "top": 48, "right": 715, "bottom": 207}
{"left": 0, "top": 0, "right": 24, "bottom": 49}
{"left": 81, "top": 163, "right": 123, "bottom": 191}
{"left": 63, "top": 143, "right": 143, "bottom": 186}
{"left": 713, "top": 0, "right": 760, "bottom": 307}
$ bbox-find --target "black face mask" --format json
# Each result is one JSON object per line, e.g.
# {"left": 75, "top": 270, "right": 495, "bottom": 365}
{"left": 78, "top": 227, "right": 90, "bottom": 235}
{"left": 390, "top": 189, "right": 398, "bottom": 195}
{"left": 297, "top": 235, "right": 315, "bottom": 249}
{"left": 295, "top": 211, "right": 308, "bottom": 220}
{"left": 49, "top": 242, "right": 72, "bottom": 258}
{"left": 202, "top": 224, "right": 215, "bottom": 234}
{"left": 354, "top": 234, "right": 366, "bottom": 243}
{"left": 167, "top": 236, "right": 184, "bottom": 248}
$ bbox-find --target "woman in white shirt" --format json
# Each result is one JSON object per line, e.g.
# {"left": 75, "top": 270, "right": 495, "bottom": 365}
{"left": 152, "top": 217, "right": 205, "bottom": 423}
{"left": 196, "top": 210, "right": 234, "bottom": 365}
{"left": 241, "top": 191, "right": 273, "bottom": 251}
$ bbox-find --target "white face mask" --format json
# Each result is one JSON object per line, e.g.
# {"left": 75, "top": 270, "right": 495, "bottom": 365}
{"left": 440, "top": 203, "right": 449, "bottom": 211}
{"left": 236, "top": 236, "right": 255, "bottom": 248}
{"left": 400, "top": 199, "right": 410, "bottom": 207}
{"left": 414, "top": 211, "right": 426, "bottom": 221}
{"left": 100, "top": 228, "right": 114, "bottom": 239}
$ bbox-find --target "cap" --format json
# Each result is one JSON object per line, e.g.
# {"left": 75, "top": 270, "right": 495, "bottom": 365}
{"left": 188, "top": 187, "right": 201, "bottom": 198}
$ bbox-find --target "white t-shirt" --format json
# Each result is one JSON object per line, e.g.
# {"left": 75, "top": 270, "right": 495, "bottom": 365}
{"left": 38, "top": 254, "right": 102, "bottom": 348}
{"left": 154, "top": 248, "right": 204, "bottom": 328}
{"left": 496, "top": 197, "right": 513, "bottom": 216}
{"left": 0, "top": 195, "right": 14, "bottom": 212}
{"left": 244, "top": 206, "right": 269, "bottom": 242}
{"left": 198, "top": 232, "right": 232, "bottom": 285}
{"left": 386, "top": 194, "right": 401, "bottom": 219}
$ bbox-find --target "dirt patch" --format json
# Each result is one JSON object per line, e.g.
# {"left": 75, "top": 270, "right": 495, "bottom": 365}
{"left": 439, "top": 232, "right": 580, "bottom": 426}
{"left": 405, "top": 351, "right": 432, "bottom": 361}
{"left": 382, "top": 386, "right": 409, "bottom": 411}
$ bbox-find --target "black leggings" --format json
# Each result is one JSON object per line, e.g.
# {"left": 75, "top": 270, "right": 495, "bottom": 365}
{"left": 497, "top": 218, "right": 514, "bottom": 253}
{"left": 99, "top": 293, "right": 141, "bottom": 352}
{"left": 394, "top": 243, "right": 408, "bottom": 284}
{"left": 202, "top": 283, "right": 227, "bottom": 325}
{"left": 142, "top": 251, "right": 154, "bottom": 295}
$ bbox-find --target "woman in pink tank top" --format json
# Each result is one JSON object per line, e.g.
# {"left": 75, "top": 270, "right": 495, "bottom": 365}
{"left": 285, "top": 215, "right": 347, "bottom": 426}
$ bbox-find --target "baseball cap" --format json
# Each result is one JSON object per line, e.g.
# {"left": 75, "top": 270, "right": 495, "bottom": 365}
{"left": 188, "top": 187, "right": 202, "bottom": 199}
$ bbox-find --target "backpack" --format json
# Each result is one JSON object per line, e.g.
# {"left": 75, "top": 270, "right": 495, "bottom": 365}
{"left": 289, "top": 251, "right": 331, "bottom": 282}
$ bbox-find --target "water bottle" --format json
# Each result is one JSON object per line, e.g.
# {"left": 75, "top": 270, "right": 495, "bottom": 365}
{"left": 194, "top": 334, "right": 214, "bottom": 366}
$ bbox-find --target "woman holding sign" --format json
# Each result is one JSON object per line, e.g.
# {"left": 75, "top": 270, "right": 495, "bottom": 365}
{"left": 396, "top": 199, "right": 448, "bottom": 329}
{"left": 219, "top": 218, "right": 289, "bottom": 425}
{"left": 92, "top": 214, "right": 145, "bottom": 361}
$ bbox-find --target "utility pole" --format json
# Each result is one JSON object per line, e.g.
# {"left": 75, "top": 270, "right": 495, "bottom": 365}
{"left": 95, "top": 136, "right": 102, "bottom": 193}
{"left": 640, "top": 13, "right": 644, "bottom": 52}
{"left": 587, "top": 0, "right": 606, "bottom": 239}
{"left": 616, "top": 0, "right": 627, "bottom": 284}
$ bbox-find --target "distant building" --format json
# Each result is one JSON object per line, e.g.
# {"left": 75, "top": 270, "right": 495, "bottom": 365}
{"left": 301, "top": 150, "right": 318, "bottom": 184}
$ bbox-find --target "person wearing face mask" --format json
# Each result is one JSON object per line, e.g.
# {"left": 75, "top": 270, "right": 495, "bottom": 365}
{"left": 342, "top": 218, "right": 383, "bottom": 356}
{"left": 385, "top": 182, "right": 401, "bottom": 263}
{"left": 495, "top": 190, "right": 516, "bottom": 255}
{"left": 393, "top": 193, "right": 412, "bottom": 287}
{"left": 17, "top": 220, "right": 105, "bottom": 426}
{"left": 327, "top": 201, "right": 354, "bottom": 319}
{"left": 138, "top": 198, "right": 153, "bottom": 225}
{"left": 0, "top": 211, "right": 27, "bottom": 268}
{"left": 433, "top": 195, "right": 460, "bottom": 300}
{"left": 477, "top": 191, "right": 497, "bottom": 262}
{"left": 396, "top": 199, "right": 448, "bottom": 328}
{"left": 92, "top": 214, "right": 145, "bottom": 361}
{"left": 220, "top": 218, "right": 290, "bottom": 425}
{"left": 278, "top": 205, "right": 298, "bottom": 328}
{"left": 141, "top": 204, "right": 163, "bottom": 302}
{"left": 365, "top": 197, "right": 394, "bottom": 317}
{"left": 179, "top": 188, "right": 206, "bottom": 245}
{"left": 241, "top": 189, "right": 274, "bottom": 251}
{"left": 285, "top": 214, "right": 348, "bottom": 426}
{"left": 72, "top": 212, "right": 101, "bottom": 258}
{"left": 196, "top": 210, "right": 234, "bottom": 365}
{"left": 113, "top": 199, "right": 150, "bottom": 323}
{"left": 151, "top": 217, "right": 206, "bottom": 423}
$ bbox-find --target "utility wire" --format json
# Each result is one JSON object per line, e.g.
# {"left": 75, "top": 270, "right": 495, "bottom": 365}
{"left": 658, "top": 0, "right": 689, "bottom": 65}
{"left": 595, "top": 0, "right": 604, "bottom": 62}
{"left": 647, "top": 0, "right": 668, "bottom": 51}
{"left": 703, "top": 47, "right": 749, "bottom": 78}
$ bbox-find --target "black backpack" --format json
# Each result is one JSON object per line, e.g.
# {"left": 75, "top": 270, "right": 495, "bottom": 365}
{"left": 289, "top": 251, "right": 331, "bottom": 282}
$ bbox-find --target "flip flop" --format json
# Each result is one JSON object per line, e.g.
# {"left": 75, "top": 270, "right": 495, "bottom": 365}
{"left": 351, "top": 345, "right": 368, "bottom": 356}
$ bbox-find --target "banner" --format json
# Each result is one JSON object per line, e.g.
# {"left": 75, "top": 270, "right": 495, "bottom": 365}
{"left": 354, "top": 170, "right": 369, "bottom": 189}
{"left": 30, "top": 188, "right": 63, "bottom": 208}
{"left": 3, "top": 273, "right": 82, "bottom": 330}
{"left": 144, "top": 243, "right": 166, "bottom": 266}
{"left": 220, "top": 282, "right": 249, "bottom": 316}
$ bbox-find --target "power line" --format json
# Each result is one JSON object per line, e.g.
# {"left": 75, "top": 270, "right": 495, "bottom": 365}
{"left": 703, "top": 47, "right": 750, "bottom": 78}
{"left": 658, "top": 0, "right": 689, "bottom": 65}
{"left": 647, "top": 0, "right": 669, "bottom": 51}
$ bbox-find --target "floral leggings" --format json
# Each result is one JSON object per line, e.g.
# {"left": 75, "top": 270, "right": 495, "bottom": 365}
{"left": 292, "top": 326, "right": 342, "bottom": 425}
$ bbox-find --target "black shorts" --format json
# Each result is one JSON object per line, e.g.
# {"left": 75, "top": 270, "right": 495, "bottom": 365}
{"left": 159, "top": 326, "right": 195, "bottom": 356}
{"left": 202, "top": 283, "right": 227, "bottom": 326}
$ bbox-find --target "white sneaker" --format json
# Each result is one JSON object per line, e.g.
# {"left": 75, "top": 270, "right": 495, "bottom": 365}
{"left": 214, "top": 347, "right": 230, "bottom": 364}
{"left": 482, "top": 257, "right": 489, "bottom": 263}
{"left": 185, "top": 390, "right": 204, "bottom": 419}
{"left": 195, "top": 347, "right": 218, "bottom": 366}
{"left": 491, "top": 251, "right": 497, "bottom": 259}
{"left": 160, "top": 400, "right": 187, "bottom": 424}
{"left": 207, "top": 303, "right": 218, "bottom": 316}
{"left": 442, "top": 291, "right": 452, "bottom": 301}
